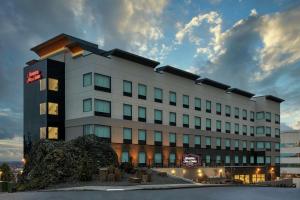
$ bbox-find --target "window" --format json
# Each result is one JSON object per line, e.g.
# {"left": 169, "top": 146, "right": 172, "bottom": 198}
{"left": 265, "top": 112, "right": 271, "bottom": 122}
{"left": 256, "top": 142, "right": 264, "bottom": 149}
{"left": 205, "top": 136, "right": 211, "bottom": 147}
{"left": 265, "top": 156, "right": 271, "bottom": 164}
{"left": 242, "top": 125, "right": 247, "bottom": 135}
{"left": 234, "top": 107, "right": 239, "bottom": 118}
{"left": 256, "top": 112, "right": 265, "bottom": 120}
{"left": 40, "top": 127, "right": 46, "bottom": 139}
{"left": 122, "top": 151, "right": 129, "bottom": 163}
{"left": 266, "top": 127, "right": 271, "bottom": 136}
{"left": 275, "top": 128, "right": 280, "bottom": 138}
{"left": 83, "top": 73, "right": 92, "bottom": 87}
{"left": 206, "top": 118, "right": 211, "bottom": 131}
{"left": 275, "top": 157, "right": 280, "bottom": 164}
{"left": 265, "top": 142, "right": 271, "bottom": 150}
{"left": 234, "top": 123, "right": 239, "bottom": 134}
{"left": 40, "top": 103, "right": 46, "bottom": 115}
{"left": 235, "top": 155, "right": 239, "bottom": 164}
{"left": 183, "top": 95, "right": 189, "bottom": 108}
{"left": 250, "top": 142, "right": 254, "bottom": 150}
{"left": 234, "top": 140, "right": 239, "bottom": 150}
{"left": 169, "top": 153, "right": 176, "bottom": 164}
{"left": 242, "top": 109, "right": 247, "bottom": 120}
{"left": 195, "top": 98, "right": 201, "bottom": 111}
{"left": 138, "top": 106, "right": 146, "bottom": 122}
{"left": 275, "top": 114, "right": 280, "bottom": 124}
{"left": 243, "top": 156, "right": 247, "bottom": 164}
{"left": 154, "top": 109, "right": 162, "bottom": 124}
{"left": 250, "top": 111, "right": 255, "bottom": 122}
{"left": 138, "top": 152, "right": 146, "bottom": 164}
{"left": 48, "top": 127, "right": 58, "bottom": 139}
{"left": 275, "top": 143, "right": 280, "bottom": 151}
{"left": 169, "top": 112, "right": 176, "bottom": 126}
{"left": 83, "top": 125, "right": 93, "bottom": 135}
{"left": 94, "top": 73, "right": 111, "bottom": 92}
{"left": 48, "top": 78, "right": 58, "bottom": 91}
{"left": 206, "top": 155, "right": 211, "bottom": 164}
{"left": 138, "top": 130, "right": 146, "bottom": 144}
{"left": 169, "top": 133, "right": 176, "bottom": 145}
{"left": 154, "top": 87, "right": 163, "bottom": 103}
{"left": 195, "top": 117, "right": 201, "bottom": 129}
{"left": 216, "top": 155, "right": 221, "bottom": 164}
{"left": 123, "top": 128, "right": 132, "bottom": 142}
{"left": 216, "top": 103, "right": 221, "bottom": 115}
{"left": 183, "top": 114, "right": 189, "bottom": 127}
{"left": 40, "top": 78, "right": 46, "bottom": 91}
{"left": 242, "top": 141, "right": 247, "bottom": 150}
{"left": 95, "top": 125, "right": 111, "bottom": 138}
{"left": 154, "top": 131, "right": 162, "bottom": 145}
{"left": 123, "top": 80, "right": 132, "bottom": 97}
{"left": 83, "top": 99, "right": 92, "bottom": 112}
{"left": 225, "top": 155, "right": 230, "bottom": 164}
{"left": 206, "top": 100, "right": 211, "bottom": 113}
{"left": 250, "top": 126, "right": 254, "bottom": 136}
{"left": 48, "top": 102, "right": 58, "bottom": 115}
{"left": 95, "top": 99, "right": 111, "bottom": 117}
{"left": 225, "top": 105, "right": 231, "bottom": 117}
{"left": 256, "top": 127, "right": 265, "bottom": 136}
{"left": 183, "top": 134, "right": 189, "bottom": 146}
{"left": 216, "top": 120, "right": 221, "bottom": 132}
{"left": 250, "top": 156, "right": 254, "bottom": 164}
{"left": 225, "top": 139, "right": 231, "bottom": 149}
{"left": 225, "top": 122, "right": 231, "bottom": 133}
{"left": 169, "top": 91, "right": 176, "bottom": 106}
{"left": 257, "top": 156, "right": 264, "bottom": 164}
{"left": 138, "top": 84, "right": 147, "bottom": 99}
{"left": 194, "top": 135, "right": 201, "bottom": 147}
{"left": 216, "top": 138, "right": 221, "bottom": 148}
{"left": 154, "top": 153, "right": 162, "bottom": 164}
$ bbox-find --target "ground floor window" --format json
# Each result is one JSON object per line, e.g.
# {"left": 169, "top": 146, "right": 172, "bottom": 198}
{"left": 225, "top": 155, "right": 230, "bottom": 164}
{"left": 139, "top": 152, "right": 146, "bottom": 164}
{"left": 121, "top": 151, "right": 129, "bottom": 163}
{"left": 234, "top": 175, "right": 250, "bottom": 184}
{"left": 252, "top": 174, "right": 265, "bottom": 183}
{"left": 48, "top": 127, "right": 58, "bottom": 139}
{"left": 206, "top": 155, "right": 211, "bottom": 164}
{"left": 169, "top": 153, "right": 176, "bottom": 164}
{"left": 95, "top": 125, "right": 111, "bottom": 138}
{"left": 155, "top": 153, "right": 162, "bottom": 164}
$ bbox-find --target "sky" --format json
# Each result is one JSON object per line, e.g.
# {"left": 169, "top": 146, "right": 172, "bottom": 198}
{"left": 0, "top": 0, "right": 300, "bottom": 161}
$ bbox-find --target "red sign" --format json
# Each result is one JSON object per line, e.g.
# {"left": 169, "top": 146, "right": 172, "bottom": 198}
{"left": 182, "top": 154, "right": 201, "bottom": 167}
{"left": 26, "top": 70, "right": 42, "bottom": 83}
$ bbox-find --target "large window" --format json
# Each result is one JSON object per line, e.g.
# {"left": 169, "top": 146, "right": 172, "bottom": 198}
{"left": 169, "top": 91, "right": 176, "bottom": 106}
{"left": 154, "top": 131, "right": 162, "bottom": 145}
{"left": 48, "top": 78, "right": 58, "bottom": 91}
{"left": 234, "top": 123, "right": 239, "bottom": 134}
{"left": 169, "top": 112, "right": 176, "bottom": 126}
{"left": 48, "top": 102, "right": 58, "bottom": 115}
{"left": 123, "top": 80, "right": 132, "bottom": 97}
{"left": 242, "top": 109, "right": 247, "bottom": 120}
{"left": 122, "top": 151, "right": 129, "bottom": 163}
{"left": 183, "top": 134, "right": 189, "bottom": 146}
{"left": 242, "top": 141, "right": 247, "bottom": 150}
{"left": 206, "top": 118, "right": 211, "bottom": 131}
{"left": 205, "top": 136, "right": 211, "bottom": 148}
{"left": 183, "top": 114, "right": 189, "bottom": 127}
{"left": 123, "top": 128, "right": 132, "bottom": 143}
{"left": 216, "top": 120, "right": 221, "bottom": 132}
{"left": 138, "top": 129, "right": 146, "bottom": 144}
{"left": 275, "top": 114, "right": 280, "bottom": 124}
{"left": 250, "top": 142, "right": 254, "bottom": 150}
{"left": 225, "top": 155, "right": 230, "bottom": 164}
{"left": 275, "top": 128, "right": 280, "bottom": 137}
{"left": 183, "top": 95, "right": 189, "bottom": 108}
{"left": 206, "top": 100, "right": 211, "bottom": 113}
{"left": 195, "top": 135, "right": 201, "bottom": 147}
{"left": 169, "top": 153, "right": 176, "bottom": 164}
{"left": 95, "top": 125, "right": 111, "bottom": 138}
{"left": 265, "top": 112, "right": 271, "bottom": 122}
{"left": 83, "top": 125, "right": 93, "bottom": 135}
{"left": 225, "top": 105, "right": 231, "bottom": 117}
{"left": 138, "top": 84, "right": 147, "bottom": 99}
{"left": 250, "top": 126, "right": 255, "bottom": 136}
{"left": 195, "top": 117, "right": 201, "bottom": 129}
{"left": 256, "top": 141, "right": 264, "bottom": 149}
{"left": 83, "top": 73, "right": 92, "bottom": 87}
{"left": 225, "top": 139, "right": 231, "bottom": 149}
{"left": 169, "top": 133, "right": 176, "bottom": 145}
{"left": 83, "top": 98, "right": 92, "bottom": 112}
{"left": 234, "top": 107, "right": 239, "bottom": 118}
{"left": 250, "top": 111, "right": 255, "bottom": 121}
{"left": 154, "top": 87, "right": 163, "bottom": 103}
{"left": 216, "top": 103, "right": 221, "bottom": 115}
{"left": 138, "top": 152, "right": 146, "bottom": 164}
{"left": 48, "top": 127, "right": 58, "bottom": 139}
{"left": 265, "top": 142, "right": 271, "bottom": 150}
{"left": 234, "top": 140, "right": 239, "bottom": 150}
{"left": 154, "top": 109, "right": 163, "bottom": 124}
{"left": 40, "top": 103, "right": 46, "bottom": 115}
{"left": 154, "top": 153, "right": 162, "bottom": 164}
{"left": 138, "top": 106, "right": 146, "bottom": 122}
{"left": 225, "top": 122, "right": 231, "bottom": 133}
{"left": 257, "top": 156, "right": 264, "bottom": 164}
{"left": 256, "top": 126, "right": 265, "bottom": 136}
{"left": 242, "top": 125, "right": 247, "bottom": 135}
{"left": 266, "top": 127, "right": 271, "bottom": 136}
{"left": 256, "top": 112, "right": 265, "bottom": 120}
{"left": 94, "top": 73, "right": 111, "bottom": 92}
{"left": 195, "top": 98, "right": 201, "bottom": 111}
{"left": 216, "top": 138, "right": 221, "bottom": 148}
{"left": 95, "top": 99, "right": 111, "bottom": 117}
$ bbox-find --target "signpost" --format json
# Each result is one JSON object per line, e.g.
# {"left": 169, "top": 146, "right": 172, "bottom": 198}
{"left": 182, "top": 154, "right": 201, "bottom": 167}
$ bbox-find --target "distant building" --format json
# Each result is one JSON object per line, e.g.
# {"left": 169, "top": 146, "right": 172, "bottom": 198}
{"left": 23, "top": 34, "right": 284, "bottom": 183}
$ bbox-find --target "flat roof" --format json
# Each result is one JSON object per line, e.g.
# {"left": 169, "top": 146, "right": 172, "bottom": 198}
{"left": 226, "top": 88, "right": 255, "bottom": 98}
{"left": 103, "top": 48, "right": 160, "bottom": 68}
{"left": 196, "top": 78, "right": 230, "bottom": 90}
{"left": 265, "top": 95, "right": 285, "bottom": 103}
{"left": 156, "top": 65, "right": 200, "bottom": 80}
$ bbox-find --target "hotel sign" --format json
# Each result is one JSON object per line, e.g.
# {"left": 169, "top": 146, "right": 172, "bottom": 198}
{"left": 182, "top": 154, "right": 200, "bottom": 167}
{"left": 26, "top": 70, "right": 42, "bottom": 83}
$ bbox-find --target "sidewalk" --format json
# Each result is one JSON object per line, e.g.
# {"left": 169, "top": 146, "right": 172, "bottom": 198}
{"left": 44, "top": 183, "right": 231, "bottom": 192}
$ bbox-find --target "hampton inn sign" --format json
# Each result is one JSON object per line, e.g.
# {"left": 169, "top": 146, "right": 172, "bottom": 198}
{"left": 182, "top": 154, "right": 201, "bottom": 167}
{"left": 26, "top": 70, "right": 42, "bottom": 83}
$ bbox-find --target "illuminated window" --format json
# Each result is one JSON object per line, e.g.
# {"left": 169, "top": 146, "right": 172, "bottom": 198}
{"left": 40, "top": 103, "right": 46, "bottom": 115}
{"left": 48, "top": 127, "right": 58, "bottom": 139}
{"left": 48, "top": 78, "right": 58, "bottom": 91}
{"left": 40, "top": 127, "right": 46, "bottom": 139}
{"left": 40, "top": 79, "right": 46, "bottom": 91}
{"left": 48, "top": 102, "right": 58, "bottom": 115}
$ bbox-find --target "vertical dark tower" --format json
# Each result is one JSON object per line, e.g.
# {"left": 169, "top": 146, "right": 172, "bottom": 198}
{"left": 23, "top": 59, "right": 65, "bottom": 156}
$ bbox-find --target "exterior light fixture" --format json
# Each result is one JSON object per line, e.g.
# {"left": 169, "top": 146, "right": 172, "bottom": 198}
{"left": 197, "top": 169, "right": 202, "bottom": 173}
{"left": 183, "top": 169, "right": 186, "bottom": 174}
{"left": 22, "top": 158, "right": 26, "bottom": 165}
{"left": 171, "top": 169, "right": 176, "bottom": 175}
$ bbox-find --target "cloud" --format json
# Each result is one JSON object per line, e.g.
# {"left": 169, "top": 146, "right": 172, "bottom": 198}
{"left": 0, "top": 137, "right": 23, "bottom": 161}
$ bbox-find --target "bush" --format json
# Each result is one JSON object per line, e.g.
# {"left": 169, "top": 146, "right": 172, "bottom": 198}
{"left": 119, "top": 162, "right": 134, "bottom": 174}
{"left": 0, "top": 163, "right": 14, "bottom": 182}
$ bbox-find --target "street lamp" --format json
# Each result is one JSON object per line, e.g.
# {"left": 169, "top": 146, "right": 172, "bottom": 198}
{"left": 21, "top": 158, "right": 26, "bottom": 165}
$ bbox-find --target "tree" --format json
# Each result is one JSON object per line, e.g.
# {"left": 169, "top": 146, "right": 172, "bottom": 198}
{"left": 0, "top": 163, "right": 14, "bottom": 182}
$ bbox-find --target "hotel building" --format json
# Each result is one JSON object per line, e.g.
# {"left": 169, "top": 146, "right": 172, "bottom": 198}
{"left": 24, "top": 34, "right": 283, "bottom": 183}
